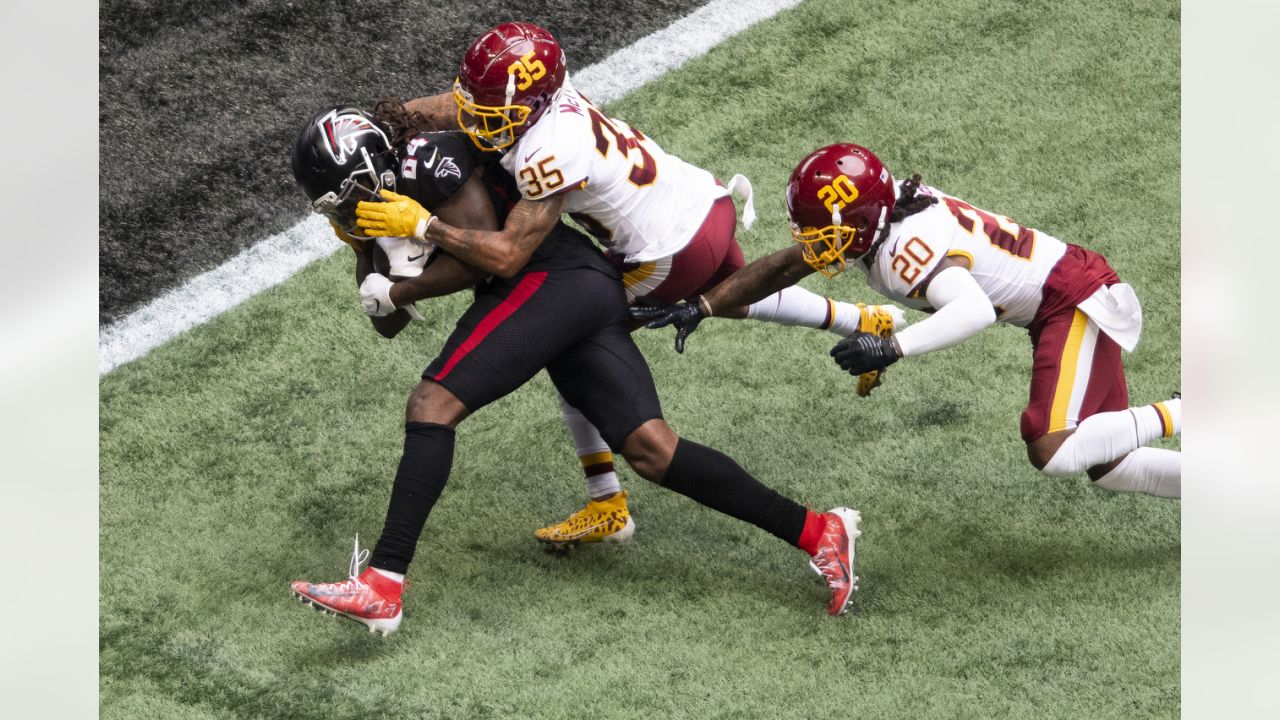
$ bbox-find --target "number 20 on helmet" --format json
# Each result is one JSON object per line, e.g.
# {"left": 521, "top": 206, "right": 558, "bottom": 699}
{"left": 786, "top": 144, "right": 896, "bottom": 277}
{"left": 454, "top": 22, "right": 567, "bottom": 151}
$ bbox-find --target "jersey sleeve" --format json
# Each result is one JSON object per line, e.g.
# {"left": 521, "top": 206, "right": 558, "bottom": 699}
{"left": 507, "top": 114, "right": 592, "bottom": 201}
{"left": 397, "top": 131, "right": 478, "bottom": 210}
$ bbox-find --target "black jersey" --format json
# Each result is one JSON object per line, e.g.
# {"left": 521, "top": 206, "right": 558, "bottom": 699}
{"left": 396, "top": 131, "right": 615, "bottom": 279}
{"left": 397, "top": 135, "right": 660, "bottom": 441}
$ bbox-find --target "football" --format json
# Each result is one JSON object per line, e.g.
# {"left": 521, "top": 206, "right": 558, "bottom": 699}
{"left": 370, "top": 238, "right": 392, "bottom": 277}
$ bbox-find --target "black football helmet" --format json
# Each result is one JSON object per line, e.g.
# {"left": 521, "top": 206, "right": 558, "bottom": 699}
{"left": 292, "top": 106, "right": 397, "bottom": 234}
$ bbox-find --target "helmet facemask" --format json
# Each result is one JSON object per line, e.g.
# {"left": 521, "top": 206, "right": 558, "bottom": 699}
{"left": 454, "top": 75, "right": 531, "bottom": 151}
{"left": 310, "top": 147, "right": 396, "bottom": 234}
{"left": 793, "top": 204, "right": 857, "bottom": 278}
{"left": 792, "top": 205, "right": 888, "bottom": 278}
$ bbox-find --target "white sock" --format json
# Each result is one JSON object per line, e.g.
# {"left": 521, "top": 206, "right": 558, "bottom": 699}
{"left": 1094, "top": 447, "right": 1181, "bottom": 498}
{"left": 585, "top": 472, "right": 622, "bottom": 499}
{"left": 746, "top": 286, "right": 866, "bottom": 335}
{"left": 371, "top": 567, "right": 405, "bottom": 584}
{"left": 558, "top": 394, "right": 621, "bottom": 500}
{"left": 827, "top": 300, "right": 871, "bottom": 335}
{"left": 1140, "top": 398, "right": 1180, "bottom": 438}
{"left": 1042, "top": 398, "right": 1181, "bottom": 476}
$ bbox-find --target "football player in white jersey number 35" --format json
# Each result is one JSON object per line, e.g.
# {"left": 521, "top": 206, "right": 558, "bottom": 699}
{"left": 357, "top": 24, "right": 900, "bottom": 544}
{"left": 637, "top": 144, "right": 1181, "bottom": 499}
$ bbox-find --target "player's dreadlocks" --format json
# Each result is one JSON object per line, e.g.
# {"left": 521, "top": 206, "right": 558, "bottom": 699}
{"left": 862, "top": 173, "right": 937, "bottom": 266}
{"left": 890, "top": 173, "right": 936, "bottom": 222}
{"left": 373, "top": 96, "right": 430, "bottom": 152}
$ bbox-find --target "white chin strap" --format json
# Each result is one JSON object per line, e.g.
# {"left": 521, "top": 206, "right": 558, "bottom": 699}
{"left": 495, "top": 73, "right": 518, "bottom": 146}
{"left": 504, "top": 73, "right": 516, "bottom": 104}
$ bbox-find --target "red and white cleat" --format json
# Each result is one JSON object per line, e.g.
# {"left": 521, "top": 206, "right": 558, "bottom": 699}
{"left": 290, "top": 536, "right": 403, "bottom": 636}
{"left": 809, "top": 508, "right": 862, "bottom": 616}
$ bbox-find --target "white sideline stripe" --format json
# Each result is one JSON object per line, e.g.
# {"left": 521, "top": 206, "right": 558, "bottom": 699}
{"left": 99, "top": 215, "right": 336, "bottom": 374}
{"left": 570, "top": 0, "right": 803, "bottom": 106}
{"left": 98, "top": 0, "right": 803, "bottom": 375}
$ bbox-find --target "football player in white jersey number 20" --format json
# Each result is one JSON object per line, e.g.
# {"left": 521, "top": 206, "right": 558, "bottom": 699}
{"left": 636, "top": 143, "right": 1181, "bottom": 499}
{"left": 355, "top": 24, "right": 901, "bottom": 545}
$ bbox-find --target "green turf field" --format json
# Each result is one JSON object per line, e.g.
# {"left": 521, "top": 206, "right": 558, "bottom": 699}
{"left": 100, "top": 1, "right": 1180, "bottom": 717}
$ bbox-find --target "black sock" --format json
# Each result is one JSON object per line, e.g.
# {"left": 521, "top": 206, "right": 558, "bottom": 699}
{"left": 656, "top": 438, "right": 807, "bottom": 547}
{"left": 369, "top": 422, "right": 455, "bottom": 574}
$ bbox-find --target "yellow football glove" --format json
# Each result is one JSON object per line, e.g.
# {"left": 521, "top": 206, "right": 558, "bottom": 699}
{"left": 855, "top": 303, "right": 902, "bottom": 397}
{"left": 329, "top": 220, "right": 367, "bottom": 253}
{"left": 355, "top": 189, "right": 434, "bottom": 240}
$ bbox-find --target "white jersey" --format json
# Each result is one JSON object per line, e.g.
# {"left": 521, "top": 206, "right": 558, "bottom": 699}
{"left": 500, "top": 81, "right": 729, "bottom": 262}
{"left": 861, "top": 182, "right": 1068, "bottom": 328}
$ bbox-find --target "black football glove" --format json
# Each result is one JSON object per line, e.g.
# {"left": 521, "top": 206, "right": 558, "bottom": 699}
{"left": 630, "top": 300, "right": 706, "bottom": 354}
{"left": 830, "top": 331, "right": 900, "bottom": 376}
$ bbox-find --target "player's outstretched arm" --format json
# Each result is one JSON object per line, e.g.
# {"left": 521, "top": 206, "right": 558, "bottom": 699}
{"left": 402, "top": 93, "right": 457, "bottom": 131}
{"left": 632, "top": 245, "right": 816, "bottom": 353}
{"left": 427, "top": 194, "right": 565, "bottom": 278}
{"left": 890, "top": 260, "right": 996, "bottom": 357}
{"left": 355, "top": 189, "right": 564, "bottom": 278}
{"left": 703, "top": 245, "right": 817, "bottom": 315}
{"left": 831, "top": 258, "right": 995, "bottom": 375}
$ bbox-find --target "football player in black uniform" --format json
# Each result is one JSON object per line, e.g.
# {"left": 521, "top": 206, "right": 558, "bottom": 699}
{"left": 287, "top": 105, "right": 863, "bottom": 633}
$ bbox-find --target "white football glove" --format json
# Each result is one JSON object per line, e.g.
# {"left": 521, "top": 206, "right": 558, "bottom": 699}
{"left": 375, "top": 236, "right": 435, "bottom": 279}
{"left": 359, "top": 273, "right": 396, "bottom": 317}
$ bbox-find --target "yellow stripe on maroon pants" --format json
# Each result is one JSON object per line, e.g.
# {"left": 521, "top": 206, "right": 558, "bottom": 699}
{"left": 623, "top": 262, "right": 657, "bottom": 289}
{"left": 433, "top": 272, "right": 548, "bottom": 381}
{"left": 1048, "top": 310, "right": 1089, "bottom": 433}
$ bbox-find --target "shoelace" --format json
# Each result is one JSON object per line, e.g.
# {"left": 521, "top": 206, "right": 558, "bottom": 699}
{"left": 324, "top": 534, "right": 371, "bottom": 594}
{"left": 348, "top": 533, "right": 371, "bottom": 579}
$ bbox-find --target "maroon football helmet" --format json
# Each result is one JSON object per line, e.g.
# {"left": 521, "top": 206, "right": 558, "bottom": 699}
{"left": 785, "top": 144, "right": 896, "bottom": 276}
{"left": 453, "top": 22, "right": 567, "bottom": 151}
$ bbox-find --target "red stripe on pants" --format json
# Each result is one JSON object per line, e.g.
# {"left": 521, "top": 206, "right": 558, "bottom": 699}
{"left": 432, "top": 272, "right": 548, "bottom": 381}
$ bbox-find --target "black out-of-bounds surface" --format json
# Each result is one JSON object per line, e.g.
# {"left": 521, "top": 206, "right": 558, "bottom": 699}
{"left": 100, "top": 0, "right": 712, "bottom": 325}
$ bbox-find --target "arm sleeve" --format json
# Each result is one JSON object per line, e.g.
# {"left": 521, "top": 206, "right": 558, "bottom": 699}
{"left": 892, "top": 265, "right": 997, "bottom": 357}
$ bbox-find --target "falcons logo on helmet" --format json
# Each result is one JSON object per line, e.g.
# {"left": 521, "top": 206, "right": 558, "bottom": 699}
{"left": 318, "top": 109, "right": 387, "bottom": 166}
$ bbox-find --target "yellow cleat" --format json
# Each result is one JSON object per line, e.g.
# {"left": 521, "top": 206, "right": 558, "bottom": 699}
{"left": 535, "top": 491, "right": 636, "bottom": 548}
{"left": 855, "top": 304, "right": 904, "bottom": 397}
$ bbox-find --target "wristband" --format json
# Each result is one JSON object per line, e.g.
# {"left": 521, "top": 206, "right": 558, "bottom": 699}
{"left": 698, "top": 295, "right": 714, "bottom": 317}
{"left": 416, "top": 214, "right": 438, "bottom": 240}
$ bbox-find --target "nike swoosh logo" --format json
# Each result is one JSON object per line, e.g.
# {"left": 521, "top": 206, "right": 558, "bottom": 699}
{"left": 407, "top": 252, "right": 425, "bottom": 262}
{"left": 523, "top": 147, "right": 542, "bottom": 162}
{"left": 552, "top": 517, "right": 617, "bottom": 541}
{"left": 373, "top": 299, "right": 381, "bottom": 313}
{"left": 423, "top": 146, "right": 439, "bottom": 168}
